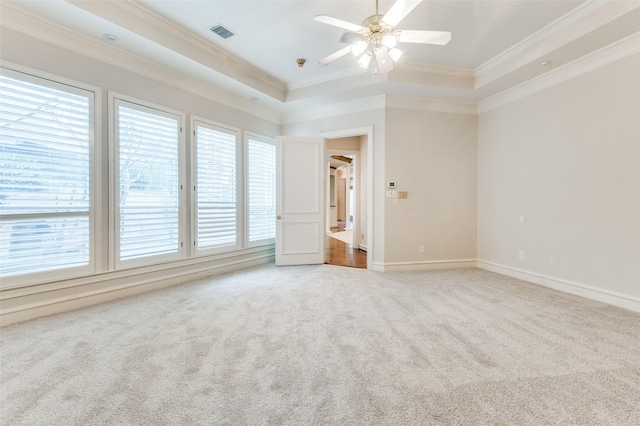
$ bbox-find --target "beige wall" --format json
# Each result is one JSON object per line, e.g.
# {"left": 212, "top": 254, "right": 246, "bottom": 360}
{"left": 284, "top": 107, "right": 478, "bottom": 268}
{"left": 384, "top": 108, "right": 478, "bottom": 264}
{"left": 477, "top": 53, "right": 640, "bottom": 300}
{"left": 326, "top": 136, "right": 360, "bottom": 150}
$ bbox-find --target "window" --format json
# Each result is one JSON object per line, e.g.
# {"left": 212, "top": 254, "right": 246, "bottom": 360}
{"left": 113, "top": 97, "right": 183, "bottom": 267}
{"left": 0, "top": 69, "right": 95, "bottom": 280}
{"left": 246, "top": 134, "right": 276, "bottom": 244}
{"left": 193, "top": 120, "right": 238, "bottom": 252}
{"left": 1, "top": 66, "right": 276, "bottom": 288}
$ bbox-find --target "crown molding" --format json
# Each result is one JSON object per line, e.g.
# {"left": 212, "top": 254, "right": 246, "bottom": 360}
{"left": 386, "top": 95, "right": 477, "bottom": 115}
{"left": 0, "top": 3, "right": 281, "bottom": 124}
{"left": 388, "top": 61, "right": 475, "bottom": 90}
{"left": 397, "top": 61, "right": 474, "bottom": 79}
{"left": 282, "top": 92, "right": 478, "bottom": 124}
{"left": 288, "top": 61, "right": 473, "bottom": 92}
{"left": 474, "top": 0, "right": 638, "bottom": 89}
{"left": 477, "top": 32, "right": 640, "bottom": 114}
{"left": 287, "top": 66, "right": 367, "bottom": 92}
{"left": 67, "top": 0, "right": 287, "bottom": 101}
{"left": 475, "top": 1, "right": 602, "bottom": 74}
{"left": 281, "top": 95, "right": 386, "bottom": 124}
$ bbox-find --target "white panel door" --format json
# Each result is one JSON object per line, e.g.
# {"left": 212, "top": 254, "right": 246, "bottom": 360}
{"left": 276, "top": 136, "right": 325, "bottom": 266}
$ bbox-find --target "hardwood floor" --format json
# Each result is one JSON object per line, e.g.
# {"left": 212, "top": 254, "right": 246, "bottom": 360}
{"left": 325, "top": 225, "right": 367, "bottom": 268}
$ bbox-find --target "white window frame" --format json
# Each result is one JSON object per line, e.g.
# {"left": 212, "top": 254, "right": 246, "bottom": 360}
{"left": 0, "top": 64, "right": 101, "bottom": 289}
{"left": 190, "top": 116, "right": 242, "bottom": 256}
{"left": 244, "top": 131, "right": 276, "bottom": 248}
{"left": 109, "top": 92, "right": 186, "bottom": 271}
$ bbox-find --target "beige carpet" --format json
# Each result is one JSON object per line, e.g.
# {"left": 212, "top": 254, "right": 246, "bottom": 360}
{"left": 1, "top": 264, "right": 639, "bottom": 425}
{"left": 328, "top": 229, "right": 353, "bottom": 244}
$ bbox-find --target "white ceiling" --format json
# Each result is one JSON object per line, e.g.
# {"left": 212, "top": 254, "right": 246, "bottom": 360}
{"left": 136, "top": 0, "right": 582, "bottom": 82}
{"left": 4, "top": 0, "right": 639, "bottom": 115}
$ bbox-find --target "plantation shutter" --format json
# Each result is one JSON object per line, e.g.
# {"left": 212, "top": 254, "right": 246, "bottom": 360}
{"left": 247, "top": 137, "right": 276, "bottom": 243}
{"left": 194, "top": 123, "right": 237, "bottom": 250}
{"left": 116, "top": 103, "right": 180, "bottom": 262}
{"left": 0, "top": 72, "right": 92, "bottom": 278}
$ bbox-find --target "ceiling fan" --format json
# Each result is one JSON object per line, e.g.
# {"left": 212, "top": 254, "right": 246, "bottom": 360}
{"left": 314, "top": 0, "right": 451, "bottom": 74}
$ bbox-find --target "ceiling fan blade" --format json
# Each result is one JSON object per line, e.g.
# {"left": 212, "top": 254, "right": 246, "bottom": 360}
{"left": 319, "top": 46, "right": 353, "bottom": 65}
{"left": 398, "top": 30, "right": 451, "bottom": 45}
{"left": 314, "top": 15, "right": 363, "bottom": 32}
{"left": 381, "top": 0, "right": 423, "bottom": 27}
{"left": 340, "top": 31, "right": 365, "bottom": 44}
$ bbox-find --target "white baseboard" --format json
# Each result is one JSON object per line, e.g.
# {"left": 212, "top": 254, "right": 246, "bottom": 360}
{"left": 476, "top": 260, "right": 640, "bottom": 313}
{"left": 7, "top": 255, "right": 636, "bottom": 326}
{"left": 1, "top": 255, "right": 272, "bottom": 327}
{"left": 358, "top": 244, "right": 368, "bottom": 252}
{"left": 372, "top": 259, "right": 477, "bottom": 272}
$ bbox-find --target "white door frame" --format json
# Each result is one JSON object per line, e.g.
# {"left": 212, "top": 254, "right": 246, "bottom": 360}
{"left": 321, "top": 127, "right": 373, "bottom": 270}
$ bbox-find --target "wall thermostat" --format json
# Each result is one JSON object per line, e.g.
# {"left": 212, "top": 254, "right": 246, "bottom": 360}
{"left": 387, "top": 181, "right": 396, "bottom": 189}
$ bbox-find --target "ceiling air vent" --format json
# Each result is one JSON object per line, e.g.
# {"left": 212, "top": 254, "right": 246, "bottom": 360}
{"left": 209, "top": 24, "right": 235, "bottom": 39}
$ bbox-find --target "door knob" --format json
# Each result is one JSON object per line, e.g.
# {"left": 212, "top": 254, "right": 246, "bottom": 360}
{"left": 277, "top": 215, "right": 282, "bottom": 219}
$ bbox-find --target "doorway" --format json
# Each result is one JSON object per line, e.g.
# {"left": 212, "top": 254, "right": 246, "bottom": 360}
{"left": 324, "top": 141, "right": 368, "bottom": 268}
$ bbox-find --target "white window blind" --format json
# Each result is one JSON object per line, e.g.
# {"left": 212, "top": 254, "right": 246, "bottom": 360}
{"left": 247, "top": 136, "right": 276, "bottom": 243}
{"left": 116, "top": 102, "right": 180, "bottom": 262}
{"left": 0, "top": 72, "right": 92, "bottom": 278}
{"left": 194, "top": 123, "right": 237, "bottom": 250}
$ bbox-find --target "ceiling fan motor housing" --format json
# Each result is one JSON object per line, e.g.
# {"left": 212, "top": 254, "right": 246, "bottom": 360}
{"left": 361, "top": 14, "right": 396, "bottom": 50}
{"left": 361, "top": 14, "right": 384, "bottom": 27}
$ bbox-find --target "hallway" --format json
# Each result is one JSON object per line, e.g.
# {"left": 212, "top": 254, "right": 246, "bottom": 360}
{"left": 325, "top": 223, "right": 367, "bottom": 268}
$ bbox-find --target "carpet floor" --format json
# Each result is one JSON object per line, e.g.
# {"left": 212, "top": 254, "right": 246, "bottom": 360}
{"left": 1, "top": 264, "right": 639, "bottom": 425}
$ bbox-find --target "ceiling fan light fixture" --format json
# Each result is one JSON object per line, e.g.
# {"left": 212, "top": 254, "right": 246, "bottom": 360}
{"left": 382, "top": 33, "right": 398, "bottom": 48}
{"left": 377, "top": 50, "right": 388, "bottom": 66}
{"left": 389, "top": 47, "right": 403, "bottom": 62}
{"left": 374, "top": 48, "right": 393, "bottom": 73}
{"left": 351, "top": 41, "right": 368, "bottom": 57}
{"left": 314, "top": 0, "right": 451, "bottom": 75}
{"left": 358, "top": 51, "right": 372, "bottom": 68}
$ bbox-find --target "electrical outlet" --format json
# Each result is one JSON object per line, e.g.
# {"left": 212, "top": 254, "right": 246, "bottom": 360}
{"left": 518, "top": 251, "right": 525, "bottom": 260}
{"left": 419, "top": 245, "right": 425, "bottom": 253}
{"left": 549, "top": 257, "right": 556, "bottom": 266}
{"left": 519, "top": 215, "right": 525, "bottom": 224}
